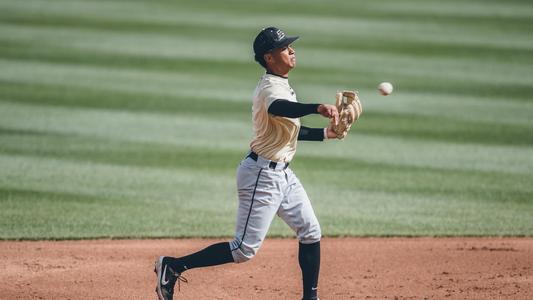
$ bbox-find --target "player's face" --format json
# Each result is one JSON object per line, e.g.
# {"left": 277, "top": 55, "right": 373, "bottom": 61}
{"left": 266, "top": 44, "right": 296, "bottom": 72}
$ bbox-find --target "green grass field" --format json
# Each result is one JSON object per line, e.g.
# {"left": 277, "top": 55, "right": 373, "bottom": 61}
{"left": 1, "top": 0, "right": 533, "bottom": 239}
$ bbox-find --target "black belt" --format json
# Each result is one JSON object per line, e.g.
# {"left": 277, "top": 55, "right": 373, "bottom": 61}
{"left": 247, "top": 151, "right": 289, "bottom": 170}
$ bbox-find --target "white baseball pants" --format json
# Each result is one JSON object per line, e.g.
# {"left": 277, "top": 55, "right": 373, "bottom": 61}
{"left": 230, "top": 153, "right": 321, "bottom": 263}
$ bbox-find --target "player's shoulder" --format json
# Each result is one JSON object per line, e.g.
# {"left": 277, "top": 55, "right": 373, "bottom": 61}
{"left": 258, "top": 74, "right": 289, "bottom": 92}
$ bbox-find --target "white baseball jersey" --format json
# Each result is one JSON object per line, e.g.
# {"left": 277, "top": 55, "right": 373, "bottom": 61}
{"left": 249, "top": 73, "right": 300, "bottom": 163}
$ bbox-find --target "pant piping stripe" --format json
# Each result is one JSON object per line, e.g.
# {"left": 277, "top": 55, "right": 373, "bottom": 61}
{"left": 232, "top": 168, "right": 263, "bottom": 252}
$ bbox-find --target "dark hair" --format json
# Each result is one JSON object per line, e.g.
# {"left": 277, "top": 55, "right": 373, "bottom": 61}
{"left": 254, "top": 54, "right": 267, "bottom": 69}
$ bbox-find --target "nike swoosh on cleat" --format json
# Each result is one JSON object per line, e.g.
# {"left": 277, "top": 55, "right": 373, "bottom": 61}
{"left": 161, "top": 264, "right": 170, "bottom": 285}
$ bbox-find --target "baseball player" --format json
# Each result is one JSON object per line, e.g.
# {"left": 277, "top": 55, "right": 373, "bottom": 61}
{"left": 155, "top": 26, "right": 342, "bottom": 300}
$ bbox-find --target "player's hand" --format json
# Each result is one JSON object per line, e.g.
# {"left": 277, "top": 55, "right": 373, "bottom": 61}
{"left": 325, "top": 125, "right": 338, "bottom": 139}
{"left": 317, "top": 104, "right": 339, "bottom": 125}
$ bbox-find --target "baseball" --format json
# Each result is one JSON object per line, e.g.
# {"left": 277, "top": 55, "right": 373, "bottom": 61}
{"left": 378, "top": 82, "right": 393, "bottom": 96}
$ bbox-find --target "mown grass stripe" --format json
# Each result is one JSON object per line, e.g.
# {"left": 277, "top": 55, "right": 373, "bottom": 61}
{"left": 2, "top": 86, "right": 532, "bottom": 150}
{"left": 1, "top": 132, "right": 531, "bottom": 206}
{"left": 2, "top": 37, "right": 532, "bottom": 87}
{"left": 1, "top": 100, "right": 532, "bottom": 175}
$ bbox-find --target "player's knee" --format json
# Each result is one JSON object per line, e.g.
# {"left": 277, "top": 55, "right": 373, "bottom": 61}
{"left": 229, "top": 238, "right": 258, "bottom": 263}
{"left": 298, "top": 222, "right": 321, "bottom": 244}
{"left": 232, "top": 249, "right": 253, "bottom": 263}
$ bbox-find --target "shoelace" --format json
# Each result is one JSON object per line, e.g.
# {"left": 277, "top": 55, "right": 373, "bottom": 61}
{"left": 173, "top": 272, "right": 188, "bottom": 291}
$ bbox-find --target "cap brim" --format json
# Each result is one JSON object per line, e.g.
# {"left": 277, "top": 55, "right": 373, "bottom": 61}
{"left": 272, "top": 36, "right": 299, "bottom": 50}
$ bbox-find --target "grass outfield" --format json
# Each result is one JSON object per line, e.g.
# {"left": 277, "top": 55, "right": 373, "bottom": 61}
{"left": 1, "top": 0, "right": 532, "bottom": 239}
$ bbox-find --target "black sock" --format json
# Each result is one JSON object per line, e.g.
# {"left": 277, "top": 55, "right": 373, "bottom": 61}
{"left": 299, "top": 241, "right": 320, "bottom": 300}
{"left": 168, "top": 242, "right": 234, "bottom": 273}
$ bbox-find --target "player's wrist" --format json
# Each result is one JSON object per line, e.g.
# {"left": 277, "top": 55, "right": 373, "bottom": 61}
{"left": 324, "top": 126, "right": 339, "bottom": 140}
{"left": 314, "top": 104, "right": 322, "bottom": 114}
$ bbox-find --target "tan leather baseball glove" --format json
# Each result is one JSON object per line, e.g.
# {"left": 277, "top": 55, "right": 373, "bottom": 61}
{"left": 330, "top": 90, "right": 363, "bottom": 139}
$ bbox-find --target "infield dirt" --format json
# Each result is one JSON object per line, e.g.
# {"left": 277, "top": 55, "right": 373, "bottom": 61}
{"left": 1, "top": 238, "right": 531, "bottom": 299}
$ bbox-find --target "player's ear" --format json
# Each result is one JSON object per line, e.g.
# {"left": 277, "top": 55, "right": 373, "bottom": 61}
{"left": 264, "top": 53, "right": 273, "bottom": 64}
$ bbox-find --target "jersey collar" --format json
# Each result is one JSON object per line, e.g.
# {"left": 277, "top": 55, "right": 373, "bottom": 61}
{"left": 266, "top": 71, "right": 288, "bottom": 79}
